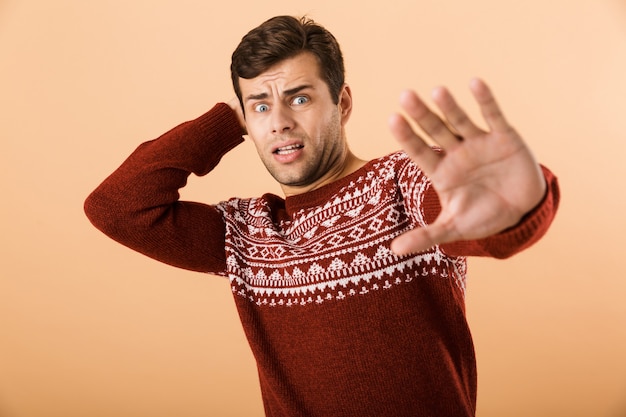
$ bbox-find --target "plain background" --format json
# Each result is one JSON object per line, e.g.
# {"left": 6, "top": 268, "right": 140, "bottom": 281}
{"left": 1, "top": 0, "right": 625, "bottom": 416}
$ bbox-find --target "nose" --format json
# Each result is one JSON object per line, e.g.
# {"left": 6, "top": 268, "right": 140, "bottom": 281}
{"left": 271, "top": 103, "right": 294, "bottom": 134}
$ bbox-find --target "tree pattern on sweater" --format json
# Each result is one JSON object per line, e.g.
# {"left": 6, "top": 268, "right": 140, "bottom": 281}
{"left": 216, "top": 151, "right": 467, "bottom": 307}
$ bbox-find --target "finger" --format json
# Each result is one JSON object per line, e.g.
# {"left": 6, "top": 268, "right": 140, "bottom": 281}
{"left": 469, "top": 78, "right": 511, "bottom": 132}
{"left": 431, "top": 86, "right": 483, "bottom": 138}
{"left": 399, "top": 90, "right": 461, "bottom": 150}
{"left": 388, "top": 113, "right": 441, "bottom": 174}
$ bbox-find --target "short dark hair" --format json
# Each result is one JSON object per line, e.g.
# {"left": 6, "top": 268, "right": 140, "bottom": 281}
{"left": 231, "top": 16, "right": 345, "bottom": 105}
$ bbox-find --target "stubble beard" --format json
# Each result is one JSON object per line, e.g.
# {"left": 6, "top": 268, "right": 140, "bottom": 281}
{"left": 263, "top": 113, "right": 344, "bottom": 188}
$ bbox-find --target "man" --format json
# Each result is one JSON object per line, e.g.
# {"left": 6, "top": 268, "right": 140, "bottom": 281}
{"left": 85, "top": 15, "right": 559, "bottom": 417}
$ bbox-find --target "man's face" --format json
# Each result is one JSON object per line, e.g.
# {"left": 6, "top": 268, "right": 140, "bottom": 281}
{"left": 239, "top": 52, "right": 351, "bottom": 195}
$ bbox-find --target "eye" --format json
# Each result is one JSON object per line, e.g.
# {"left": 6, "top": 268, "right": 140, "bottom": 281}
{"left": 254, "top": 103, "right": 269, "bottom": 113}
{"left": 291, "top": 95, "right": 309, "bottom": 106}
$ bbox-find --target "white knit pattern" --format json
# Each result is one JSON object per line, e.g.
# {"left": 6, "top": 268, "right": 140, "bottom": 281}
{"left": 216, "top": 152, "right": 467, "bottom": 307}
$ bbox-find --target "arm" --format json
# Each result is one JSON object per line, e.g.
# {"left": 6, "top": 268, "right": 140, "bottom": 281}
{"left": 84, "top": 103, "right": 245, "bottom": 273}
{"left": 388, "top": 78, "right": 560, "bottom": 256}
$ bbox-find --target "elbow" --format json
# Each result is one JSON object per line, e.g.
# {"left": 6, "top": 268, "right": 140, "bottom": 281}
{"left": 83, "top": 189, "right": 126, "bottom": 239}
{"left": 84, "top": 190, "right": 103, "bottom": 229}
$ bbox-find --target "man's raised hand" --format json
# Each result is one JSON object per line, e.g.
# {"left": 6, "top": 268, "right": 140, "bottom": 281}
{"left": 388, "top": 78, "right": 547, "bottom": 255}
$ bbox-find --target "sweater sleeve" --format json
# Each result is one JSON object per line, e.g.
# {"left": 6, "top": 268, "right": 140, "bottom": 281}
{"left": 84, "top": 103, "right": 245, "bottom": 273}
{"left": 424, "top": 165, "right": 560, "bottom": 259}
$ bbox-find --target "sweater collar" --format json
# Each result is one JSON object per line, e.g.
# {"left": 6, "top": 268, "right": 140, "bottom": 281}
{"left": 284, "top": 159, "right": 374, "bottom": 217}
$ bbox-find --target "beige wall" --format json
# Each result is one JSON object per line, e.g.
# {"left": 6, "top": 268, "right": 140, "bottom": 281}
{"left": 1, "top": 0, "right": 625, "bottom": 416}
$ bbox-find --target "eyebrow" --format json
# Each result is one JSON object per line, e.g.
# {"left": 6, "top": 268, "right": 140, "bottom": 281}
{"left": 244, "top": 84, "right": 313, "bottom": 103}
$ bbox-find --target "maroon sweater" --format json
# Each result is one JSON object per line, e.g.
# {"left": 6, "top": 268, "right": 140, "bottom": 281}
{"left": 85, "top": 103, "right": 559, "bottom": 416}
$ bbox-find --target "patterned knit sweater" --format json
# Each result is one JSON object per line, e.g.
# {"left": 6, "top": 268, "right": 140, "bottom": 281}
{"left": 85, "top": 103, "right": 559, "bottom": 417}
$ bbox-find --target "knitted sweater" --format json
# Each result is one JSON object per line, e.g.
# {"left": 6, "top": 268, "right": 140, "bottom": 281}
{"left": 85, "top": 103, "right": 559, "bottom": 417}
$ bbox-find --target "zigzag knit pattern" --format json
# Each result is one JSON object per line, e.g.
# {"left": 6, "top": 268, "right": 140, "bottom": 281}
{"left": 216, "top": 151, "right": 467, "bottom": 307}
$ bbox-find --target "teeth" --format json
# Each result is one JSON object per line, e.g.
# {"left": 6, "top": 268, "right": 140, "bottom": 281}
{"left": 275, "top": 144, "right": 303, "bottom": 154}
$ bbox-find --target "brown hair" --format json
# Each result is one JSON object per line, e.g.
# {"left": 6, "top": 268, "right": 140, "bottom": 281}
{"left": 231, "top": 16, "right": 345, "bottom": 106}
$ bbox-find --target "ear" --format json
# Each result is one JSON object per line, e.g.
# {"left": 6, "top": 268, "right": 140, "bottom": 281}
{"left": 338, "top": 83, "right": 353, "bottom": 126}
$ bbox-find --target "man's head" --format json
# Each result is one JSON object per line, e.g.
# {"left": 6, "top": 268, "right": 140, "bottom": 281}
{"left": 231, "top": 16, "right": 361, "bottom": 196}
{"left": 231, "top": 15, "right": 345, "bottom": 107}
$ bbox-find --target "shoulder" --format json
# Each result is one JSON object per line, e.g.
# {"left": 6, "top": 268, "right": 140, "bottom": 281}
{"left": 370, "top": 151, "right": 424, "bottom": 183}
{"left": 214, "top": 194, "right": 286, "bottom": 223}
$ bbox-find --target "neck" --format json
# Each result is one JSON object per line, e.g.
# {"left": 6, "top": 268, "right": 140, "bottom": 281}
{"left": 281, "top": 151, "right": 367, "bottom": 197}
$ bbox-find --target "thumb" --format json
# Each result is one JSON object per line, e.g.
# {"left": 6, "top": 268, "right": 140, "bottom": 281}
{"left": 390, "top": 225, "right": 450, "bottom": 256}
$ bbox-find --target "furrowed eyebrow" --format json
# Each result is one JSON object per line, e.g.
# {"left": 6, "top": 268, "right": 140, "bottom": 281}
{"left": 283, "top": 84, "right": 313, "bottom": 97}
{"left": 244, "top": 84, "right": 313, "bottom": 103}
{"left": 245, "top": 92, "right": 269, "bottom": 102}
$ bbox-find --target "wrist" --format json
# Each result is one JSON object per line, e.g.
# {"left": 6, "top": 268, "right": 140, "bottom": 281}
{"left": 226, "top": 97, "right": 247, "bottom": 135}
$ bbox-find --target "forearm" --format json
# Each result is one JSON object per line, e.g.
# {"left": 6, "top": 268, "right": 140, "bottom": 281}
{"left": 84, "top": 103, "right": 245, "bottom": 272}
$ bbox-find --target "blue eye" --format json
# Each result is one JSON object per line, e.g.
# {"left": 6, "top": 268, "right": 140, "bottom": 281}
{"left": 254, "top": 103, "right": 269, "bottom": 113}
{"left": 291, "top": 96, "right": 309, "bottom": 105}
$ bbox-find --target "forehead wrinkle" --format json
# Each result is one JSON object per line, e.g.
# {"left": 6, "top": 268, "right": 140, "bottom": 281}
{"left": 241, "top": 54, "right": 321, "bottom": 103}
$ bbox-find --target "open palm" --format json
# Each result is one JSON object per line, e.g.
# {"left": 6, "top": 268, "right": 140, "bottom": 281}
{"left": 388, "top": 78, "right": 547, "bottom": 255}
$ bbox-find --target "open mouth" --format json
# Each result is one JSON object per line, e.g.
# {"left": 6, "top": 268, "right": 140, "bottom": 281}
{"left": 273, "top": 144, "right": 304, "bottom": 155}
